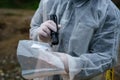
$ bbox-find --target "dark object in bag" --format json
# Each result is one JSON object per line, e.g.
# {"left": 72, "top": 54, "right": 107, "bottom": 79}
{"left": 49, "top": 14, "right": 59, "bottom": 45}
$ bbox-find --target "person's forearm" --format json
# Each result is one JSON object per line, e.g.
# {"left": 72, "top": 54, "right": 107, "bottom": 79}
{"left": 53, "top": 52, "right": 69, "bottom": 73}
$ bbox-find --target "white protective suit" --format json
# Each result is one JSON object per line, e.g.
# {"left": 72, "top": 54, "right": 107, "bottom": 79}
{"left": 29, "top": 0, "right": 120, "bottom": 80}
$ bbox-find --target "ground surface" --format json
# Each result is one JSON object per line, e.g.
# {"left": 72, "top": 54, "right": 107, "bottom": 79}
{"left": 0, "top": 9, "right": 34, "bottom": 80}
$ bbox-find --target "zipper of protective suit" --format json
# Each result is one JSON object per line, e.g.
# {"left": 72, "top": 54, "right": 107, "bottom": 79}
{"left": 105, "top": 68, "right": 114, "bottom": 80}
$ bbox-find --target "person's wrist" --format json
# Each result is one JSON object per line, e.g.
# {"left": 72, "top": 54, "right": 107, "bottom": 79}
{"left": 37, "top": 34, "right": 42, "bottom": 42}
{"left": 64, "top": 54, "right": 69, "bottom": 73}
{"left": 57, "top": 53, "right": 69, "bottom": 73}
{"left": 52, "top": 52, "right": 69, "bottom": 74}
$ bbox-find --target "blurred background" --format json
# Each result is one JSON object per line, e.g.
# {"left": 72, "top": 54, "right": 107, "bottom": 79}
{"left": 0, "top": 0, "right": 119, "bottom": 80}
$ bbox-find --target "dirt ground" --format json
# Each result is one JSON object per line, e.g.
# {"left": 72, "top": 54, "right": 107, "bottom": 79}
{"left": 0, "top": 9, "right": 120, "bottom": 80}
{"left": 0, "top": 9, "right": 34, "bottom": 80}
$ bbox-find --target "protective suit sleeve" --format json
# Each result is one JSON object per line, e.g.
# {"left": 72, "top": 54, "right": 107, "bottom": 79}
{"left": 30, "top": 0, "right": 44, "bottom": 41}
{"left": 66, "top": 4, "right": 120, "bottom": 80}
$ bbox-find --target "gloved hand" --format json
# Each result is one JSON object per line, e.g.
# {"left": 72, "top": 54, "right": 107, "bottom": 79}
{"left": 37, "top": 20, "right": 57, "bottom": 42}
{"left": 52, "top": 52, "right": 70, "bottom": 80}
{"left": 53, "top": 52, "right": 69, "bottom": 73}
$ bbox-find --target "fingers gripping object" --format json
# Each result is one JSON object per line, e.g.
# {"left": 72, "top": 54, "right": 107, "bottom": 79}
{"left": 49, "top": 14, "right": 59, "bottom": 45}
